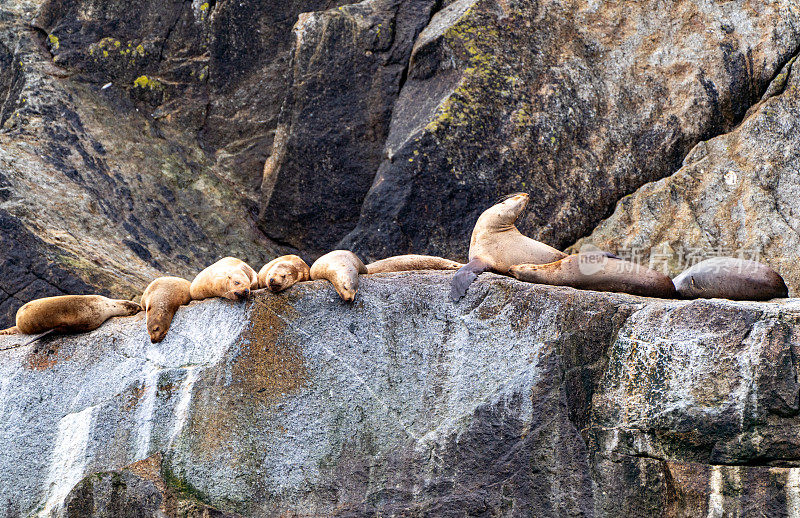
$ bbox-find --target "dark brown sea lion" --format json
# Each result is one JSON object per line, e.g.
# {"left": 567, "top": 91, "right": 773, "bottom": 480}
{"left": 190, "top": 257, "right": 258, "bottom": 301}
{"left": 258, "top": 255, "right": 310, "bottom": 292}
{"left": 672, "top": 257, "right": 788, "bottom": 300}
{"left": 141, "top": 277, "right": 192, "bottom": 343}
{"left": 509, "top": 252, "right": 677, "bottom": 298}
{"left": 366, "top": 255, "right": 463, "bottom": 274}
{"left": 0, "top": 295, "right": 141, "bottom": 335}
{"left": 450, "top": 193, "right": 567, "bottom": 301}
{"left": 310, "top": 250, "right": 368, "bottom": 302}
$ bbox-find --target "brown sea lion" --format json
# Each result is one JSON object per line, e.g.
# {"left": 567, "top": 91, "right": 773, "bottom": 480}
{"left": 310, "top": 250, "right": 368, "bottom": 302}
{"left": 450, "top": 193, "right": 567, "bottom": 301}
{"left": 141, "top": 277, "right": 192, "bottom": 343}
{"left": 190, "top": 257, "right": 258, "bottom": 302}
{"left": 258, "top": 255, "right": 310, "bottom": 292}
{"left": 509, "top": 252, "right": 677, "bottom": 298}
{"left": 366, "top": 255, "right": 463, "bottom": 274}
{"left": 672, "top": 257, "right": 788, "bottom": 300}
{"left": 0, "top": 295, "right": 141, "bottom": 336}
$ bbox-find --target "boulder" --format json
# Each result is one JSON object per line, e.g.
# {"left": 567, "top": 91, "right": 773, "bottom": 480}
{"left": 341, "top": 0, "right": 800, "bottom": 260}
{"left": 2, "top": 272, "right": 800, "bottom": 516}
{"left": 572, "top": 51, "right": 800, "bottom": 295}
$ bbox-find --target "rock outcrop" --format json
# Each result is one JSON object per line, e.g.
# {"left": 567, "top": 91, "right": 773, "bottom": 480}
{"left": 0, "top": 0, "right": 287, "bottom": 327}
{"left": 2, "top": 272, "right": 799, "bottom": 516}
{"left": 341, "top": 0, "right": 800, "bottom": 260}
{"left": 572, "top": 50, "right": 800, "bottom": 295}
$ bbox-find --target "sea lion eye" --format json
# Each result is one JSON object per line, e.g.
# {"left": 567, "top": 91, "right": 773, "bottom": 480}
{"left": 234, "top": 280, "right": 241, "bottom": 286}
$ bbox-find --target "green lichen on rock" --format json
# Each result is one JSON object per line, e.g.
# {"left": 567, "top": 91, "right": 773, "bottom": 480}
{"left": 133, "top": 75, "right": 162, "bottom": 90}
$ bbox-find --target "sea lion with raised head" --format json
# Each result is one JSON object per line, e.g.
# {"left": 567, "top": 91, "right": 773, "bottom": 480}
{"left": 0, "top": 295, "right": 141, "bottom": 336}
{"left": 141, "top": 277, "right": 192, "bottom": 343}
{"left": 509, "top": 251, "right": 677, "bottom": 298}
{"left": 450, "top": 193, "right": 567, "bottom": 301}
{"left": 190, "top": 257, "right": 258, "bottom": 301}
{"left": 258, "top": 255, "right": 310, "bottom": 292}
{"left": 672, "top": 257, "right": 788, "bottom": 300}
{"left": 366, "top": 255, "right": 463, "bottom": 274}
{"left": 310, "top": 250, "right": 368, "bottom": 302}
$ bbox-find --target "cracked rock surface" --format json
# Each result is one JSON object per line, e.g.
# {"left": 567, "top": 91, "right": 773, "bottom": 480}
{"left": 573, "top": 50, "right": 800, "bottom": 296}
{"left": 1, "top": 273, "right": 799, "bottom": 516}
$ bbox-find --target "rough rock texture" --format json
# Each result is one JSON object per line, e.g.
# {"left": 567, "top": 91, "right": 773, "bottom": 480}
{"left": 259, "top": 0, "right": 438, "bottom": 253}
{"left": 3, "top": 273, "right": 800, "bottom": 516}
{"left": 341, "top": 0, "right": 800, "bottom": 260}
{"left": 0, "top": 1, "right": 287, "bottom": 327}
{"left": 572, "top": 51, "right": 800, "bottom": 295}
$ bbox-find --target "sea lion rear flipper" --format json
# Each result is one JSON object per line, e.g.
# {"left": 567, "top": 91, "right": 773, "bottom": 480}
{"left": 0, "top": 326, "right": 19, "bottom": 335}
{"left": 450, "top": 259, "right": 489, "bottom": 302}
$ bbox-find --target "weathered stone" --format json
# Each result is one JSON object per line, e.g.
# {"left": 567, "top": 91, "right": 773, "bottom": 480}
{"left": 259, "top": 0, "right": 438, "bottom": 253}
{"left": 572, "top": 50, "right": 800, "bottom": 295}
{"left": 2, "top": 273, "right": 800, "bottom": 516}
{"left": 0, "top": 2, "right": 283, "bottom": 327}
{"left": 33, "top": 0, "right": 356, "bottom": 191}
{"left": 341, "top": 0, "right": 800, "bottom": 261}
{"left": 63, "top": 455, "right": 241, "bottom": 517}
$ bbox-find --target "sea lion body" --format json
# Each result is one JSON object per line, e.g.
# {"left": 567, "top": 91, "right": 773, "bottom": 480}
{"left": 509, "top": 252, "right": 676, "bottom": 298}
{"left": 141, "top": 277, "right": 192, "bottom": 343}
{"left": 190, "top": 257, "right": 258, "bottom": 301}
{"left": 366, "top": 255, "right": 463, "bottom": 274}
{"left": 0, "top": 295, "right": 141, "bottom": 335}
{"left": 258, "top": 255, "right": 310, "bottom": 292}
{"left": 450, "top": 193, "right": 567, "bottom": 301}
{"left": 673, "top": 257, "right": 788, "bottom": 300}
{"left": 310, "top": 250, "right": 367, "bottom": 302}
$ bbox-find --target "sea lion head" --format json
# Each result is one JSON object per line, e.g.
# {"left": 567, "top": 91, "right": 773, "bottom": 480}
{"left": 482, "top": 192, "right": 529, "bottom": 228}
{"left": 267, "top": 263, "right": 301, "bottom": 292}
{"left": 225, "top": 271, "right": 251, "bottom": 301}
{"left": 336, "top": 273, "right": 358, "bottom": 302}
{"left": 146, "top": 304, "right": 171, "bottom": 343}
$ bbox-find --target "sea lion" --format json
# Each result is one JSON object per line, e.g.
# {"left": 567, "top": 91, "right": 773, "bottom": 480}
{"left": 509, "top": 252, "right": 677, "bottom": 298}
{"left": 141, "top": 277, "right": 192, "bottom": 343}
{"left": 258, "top": 255, "right": 310, "bottom": 292}
{"left": 190, "top": 257, "right": 258, "bottom": 301}
{"left": 450, "top": 193, "right": 567, "bottom": 301}
{"left": 366, "top": 255, "right": 464, "bottom": 274}
{"left": 672, "top": 257, "right": 788, "bottom": 300}
{"left": 0, "top": 295, "right": 141, "bottom": 335}
{"left": 310, "top": 250, "right": 368, "bottom": 302}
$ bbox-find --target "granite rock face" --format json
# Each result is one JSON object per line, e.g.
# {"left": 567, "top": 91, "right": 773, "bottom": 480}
{"left": 341, "top": 0, "right": 800, "bottom": 260}
{"left": 258, "top": 0, "right": 439, "bottom": 253}
{"left": 2, "top": 272, "right": 800, "bottom": 517}
{"left": 573, "top": 51, "right": 800, "bottom": 295}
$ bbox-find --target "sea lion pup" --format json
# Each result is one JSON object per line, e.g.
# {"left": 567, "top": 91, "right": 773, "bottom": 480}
{"left": 258, "top": 255, "right": 310, "bottom": 292}
{"left": 190, "top": 257, "right": 258, "bottom": 301}
{"left": 310, "top": 250, "right": 368, "bottom": 302}
{"left": 141, "top": 277, "right": 192, "bottom": 343}
{"left": 366, "top": 255, "right": 464, "bottom": 274}
{"left": 672, "top": 257, "right": 788, "bottom": 301}
{"left": 0, "top": 295, "right": 141, "bottom": 336}
{"left": 450, "top": 192, "right": 567, "bottom": 301}
{"left": 509, "top": 252, "right": 677, "bottom": 298}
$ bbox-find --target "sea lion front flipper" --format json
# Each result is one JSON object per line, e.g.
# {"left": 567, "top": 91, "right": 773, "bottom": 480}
{"left": 450, "top": 258, "right": 489, "bottom": 302}
{"left": 0, "top": 326, "right": 19, "bottom": 335}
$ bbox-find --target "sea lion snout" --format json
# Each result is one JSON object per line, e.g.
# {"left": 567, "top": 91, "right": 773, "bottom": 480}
{"left": 148, "top": 323, "right": 166, "bottom": 343}
{"left": 234, "top": 288, "right": 250, "bottom": 301}
{"left": 268, "top": 276, "right": 284, "bottom": 291}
